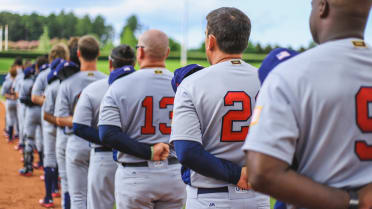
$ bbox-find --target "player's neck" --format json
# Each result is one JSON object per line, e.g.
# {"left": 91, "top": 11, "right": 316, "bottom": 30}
{"left": 139, "top": 60, "right": 166, "bottom": 69}
{"left": 80, "top": 60, "right": 97, "bottom": 71}
{"left": 212, "top": 54, "right": 242, "bottom": 65}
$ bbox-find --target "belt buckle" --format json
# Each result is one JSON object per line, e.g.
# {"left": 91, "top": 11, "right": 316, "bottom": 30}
{"left": 148, "top": 159, "right": 168, "bottom": 168}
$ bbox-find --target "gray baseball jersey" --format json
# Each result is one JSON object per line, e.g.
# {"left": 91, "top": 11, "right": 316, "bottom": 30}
{"left": 55, "top": 70, "right": 106, "bottom": 209}
{"left": 32, "top": 68, "right": 50, "bottom": 97}
{"left": 98, "top": 68, "right": 175, "bottom": 163}
{"left": 2, "top": 78, "right": 18, "bottom": 128}
{"left": 72, "top": 78, "right": 108, "bottom": 148}
{"left": 243, "top": 38, "right": 372, "bottom": 189}
{"left": 43, "top": 81, "right": 60, "bottom": 116}
{"left": 170, "top": 60, "right": 260, "bottom": 188}
{"left": 55, "top": 71, "right": 106, "bottom": 119}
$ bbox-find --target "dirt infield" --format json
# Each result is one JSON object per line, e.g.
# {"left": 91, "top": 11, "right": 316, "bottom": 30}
{"left": 0, "top": 103, "right": 61, "bottom": 209}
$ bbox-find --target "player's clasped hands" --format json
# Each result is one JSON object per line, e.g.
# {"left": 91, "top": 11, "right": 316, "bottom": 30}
{"left": 152, "top": 143, "right": 170, "bottom": 161}
{"left": 237, "top": 166, "right": 251, "bottom": 190}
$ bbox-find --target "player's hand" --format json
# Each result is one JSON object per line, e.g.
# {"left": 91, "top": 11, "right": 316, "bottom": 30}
{"left": 152, "top": 143, "right": 170, "bottom": 161}
{"left": 358, "top": 183, "right": 372, "bottom": 209}
{"left": 237, "top": 166, "right": 251, "bottom": 190}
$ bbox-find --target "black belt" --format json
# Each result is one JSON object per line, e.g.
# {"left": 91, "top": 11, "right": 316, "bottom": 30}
{"left": 94, "top": 147, "right": 112, "bottom": 152}
{"left": 197, "top": 187, "right": 229, "bottom": 194}
{"left": 121, "top": 158, "right": 179, "bottom": 167}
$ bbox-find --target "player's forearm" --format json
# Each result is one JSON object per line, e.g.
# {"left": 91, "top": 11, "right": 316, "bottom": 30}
{"left": 246, "top": 151, "right": 349, "bottom": 209}
{"left": 56, "top": 116, "right": 73, "bottom": 127}
{"left": 31, "top": 95, "right": 44, "bottom": 106}
{"left": 174, "top": 140, "right": 242, "bottom": 185}
{"left": 73, "top": 123, "right": 103, "bottom": 145}
{"left": 44, "top": 112, "right": 57, "bottom": 125}
{"left": 98, "top": 125, "right": 152, "bottom": 160}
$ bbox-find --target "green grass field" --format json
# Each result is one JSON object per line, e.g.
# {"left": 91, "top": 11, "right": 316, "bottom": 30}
{"left": 0, "top": 58, "right": 261, "bottom": 75}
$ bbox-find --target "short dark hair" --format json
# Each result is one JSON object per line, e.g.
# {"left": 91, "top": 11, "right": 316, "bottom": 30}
{"left": 206, "top": 7, "right": 251, "bottom": 54}
{"left": 78, "top": 35, "right": 100, "bottom": 61}
{"left": 14, "top": 56, "right": 23, "bottom": 66}
{"left": 36, "top": 56, "right": 49, "bottom": 69}
{"left": 68, "top": 37, "right": 80, "bottom": 66}
{"left": 110, "top": 44, "right": 136, "bottom": 68}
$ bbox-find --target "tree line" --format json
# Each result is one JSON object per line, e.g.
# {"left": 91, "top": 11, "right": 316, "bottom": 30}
{"left": 0, "top": 11, "right": 113, "bottom": 43}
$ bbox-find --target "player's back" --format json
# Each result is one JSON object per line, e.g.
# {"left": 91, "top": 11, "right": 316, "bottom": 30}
{"left": 176, "top": 60, "right": 260, "bottom": 165}
{"left": 103, "top": 68, "right": 174, "bottom": 163}
{"left": 58, "top": 71, "right": 106, "bottom": 116}
{"left": 272, "top": 38, "right": 372, "bottom": 188}
{"left": 77, "top": 78, "right": 108, "bottom": 129}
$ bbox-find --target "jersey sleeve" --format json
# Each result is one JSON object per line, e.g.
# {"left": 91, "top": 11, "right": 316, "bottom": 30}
{"left": 242, "top": 72, "right": 299, "bottom": 164}
{"left": 169, "top": 85, "right": 203, "bottom": 144}
{"left": 55, "top": 83, "right": 71, "bottom": 117}
{"left": 1, "top": 80, "right": 10, "bottom": 96}
{"left": 43, "top": 85, "right": 55, "bottom": 115}
{"left": 73, "top": 89, "right": 93, "bottom": 126}
{"left": 31, "top": 73, "right": 46, "bottom": 96}
{"left": 98, "top": 87, "right": 122, "bottom": 128}
{"left": 19, "top": 80, "right": 28, "bottom": 98}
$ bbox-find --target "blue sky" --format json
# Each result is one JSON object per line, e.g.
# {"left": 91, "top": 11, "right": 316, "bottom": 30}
{"left": 1, "top": 0, "right": 371, "bottom": 49}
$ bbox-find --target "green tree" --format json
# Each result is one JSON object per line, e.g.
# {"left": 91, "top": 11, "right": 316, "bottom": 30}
{"left": 169, "top": 38, "right": 181, "bottom": 53}
{"left": 120, "top": 27, "right": 137, "bottom": 48}
{"left": 38, "top": 26, "right": 51, "bottom": 52}
{"left": 76, "top": 15, "right": 92, "bottom": 36}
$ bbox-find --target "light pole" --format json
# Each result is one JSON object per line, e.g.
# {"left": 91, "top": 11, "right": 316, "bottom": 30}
{"left": 181, "top": 0, "right": 188, "bottom": 66}
{"left": 5, "top": 25, "right": 8, "bottom": 51}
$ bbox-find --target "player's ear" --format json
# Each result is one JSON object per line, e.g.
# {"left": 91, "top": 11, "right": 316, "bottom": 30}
{"left": 207, "top": 34, "right": 216, "bottom": 51}
{"left": 319, "top": 0, "right": 329, "bottom": 18}
{"left": 77, "top": 50, "right": 81, "bottom": 58}
{"left": 109, "top": 59, "right": 113, "bottom": 70}
{"left": 165, "top": 47, "right": 170, "bottom": 59}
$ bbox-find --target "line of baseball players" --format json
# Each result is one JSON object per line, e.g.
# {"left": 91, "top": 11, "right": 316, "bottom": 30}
{"left": 2, "top": 1, "right": 372, "bottom": 209}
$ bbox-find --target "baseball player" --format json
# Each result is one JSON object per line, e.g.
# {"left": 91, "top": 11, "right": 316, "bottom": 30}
{"left": 169, "top": 7, "right": 269, "bottom": 209}
{"left": 44, "top": 59, "right": 79, "bottom": 209}
{"left": 98, "top": 29, "right": 186, "bottom": 209}
{"left": 37, "top": 45, "right": 70, "bottom": 208}
{"left": 256, "top": 48, "right": 299, "bottom": 209}
{"left": 72, "top": 44, "right": 136, "bottom": 209}
{"left": 18, "top": 57, "right": 49, "bottom": 176}
{"left": 1, "top": 64, "right": 18, "bottom": 142}
{"left": 13, "top": 57, "right": 26, "bottom": 151}
{"left": 243, "top": 0, "right": 372, "bottom": 209}
{"left": 55, "top": 35, "right": 106, "bottom": 209}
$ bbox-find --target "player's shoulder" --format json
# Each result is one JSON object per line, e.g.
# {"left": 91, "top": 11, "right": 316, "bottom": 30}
{"left": 181, "top": 60, "right": 257, "bottom": 87}
{"left": 83, "top": 78, "right": 108, "bottom": 94}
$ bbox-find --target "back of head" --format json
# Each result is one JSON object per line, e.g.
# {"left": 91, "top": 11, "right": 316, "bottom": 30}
{"left": 110, "top": 44, "right": 136, "bottom": 68}
{"left": 206, "top": 7, "right": 251, "bottom": 54}
{"left": 9, "top": 64, "right": 17, "bottom": 78}
{"left": 49, "top": 43, "right": 70, "bottom": 63}
{"left": 68, "top": 37, "right": 80, "bottom": 66}
{"left": 36, "top": 56, "right": 49, "bottom": 70}
{"left": 78, "top": 35, "right": 100, "bottom": 61}
{"left": 138, "top": 29, "right": 169, "bottom": 61}
{"left": 24, "top": 59, "right": 32, "bottom": 69}
{"left": 14, "top": 56, "right": 23, "bottom": 67}
{"left": 310, "top": 0, "right": 372, "bottom": 43}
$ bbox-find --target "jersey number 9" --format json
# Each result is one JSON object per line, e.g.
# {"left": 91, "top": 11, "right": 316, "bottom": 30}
{"left": 355, "top": 87, "right": 372, "bottom": 161}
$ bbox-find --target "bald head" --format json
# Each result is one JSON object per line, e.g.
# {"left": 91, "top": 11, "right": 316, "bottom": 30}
{"left": 138, "top": 29, "right": 169, "bottom": 61}
{"left": 310, "top": 0, "right": 371, "bottom": 44}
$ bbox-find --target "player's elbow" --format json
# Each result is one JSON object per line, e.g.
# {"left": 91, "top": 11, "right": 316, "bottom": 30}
{"left": 56, "top": 117, "right": 62, "bottom": 127}
{"left": 72, "top": 123, "right": 83, "bottom": 138}
{"left": 31, "top": 95, "right": 37, "bottom": 104}
{"left": 245, "top": 151, "right": 276, "bottom": 193}
{"left": 173, "top": 140, "right": 197, "bottom": 165}
{"left": 98, "top": 125, "right": 114, "bottom": 145}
